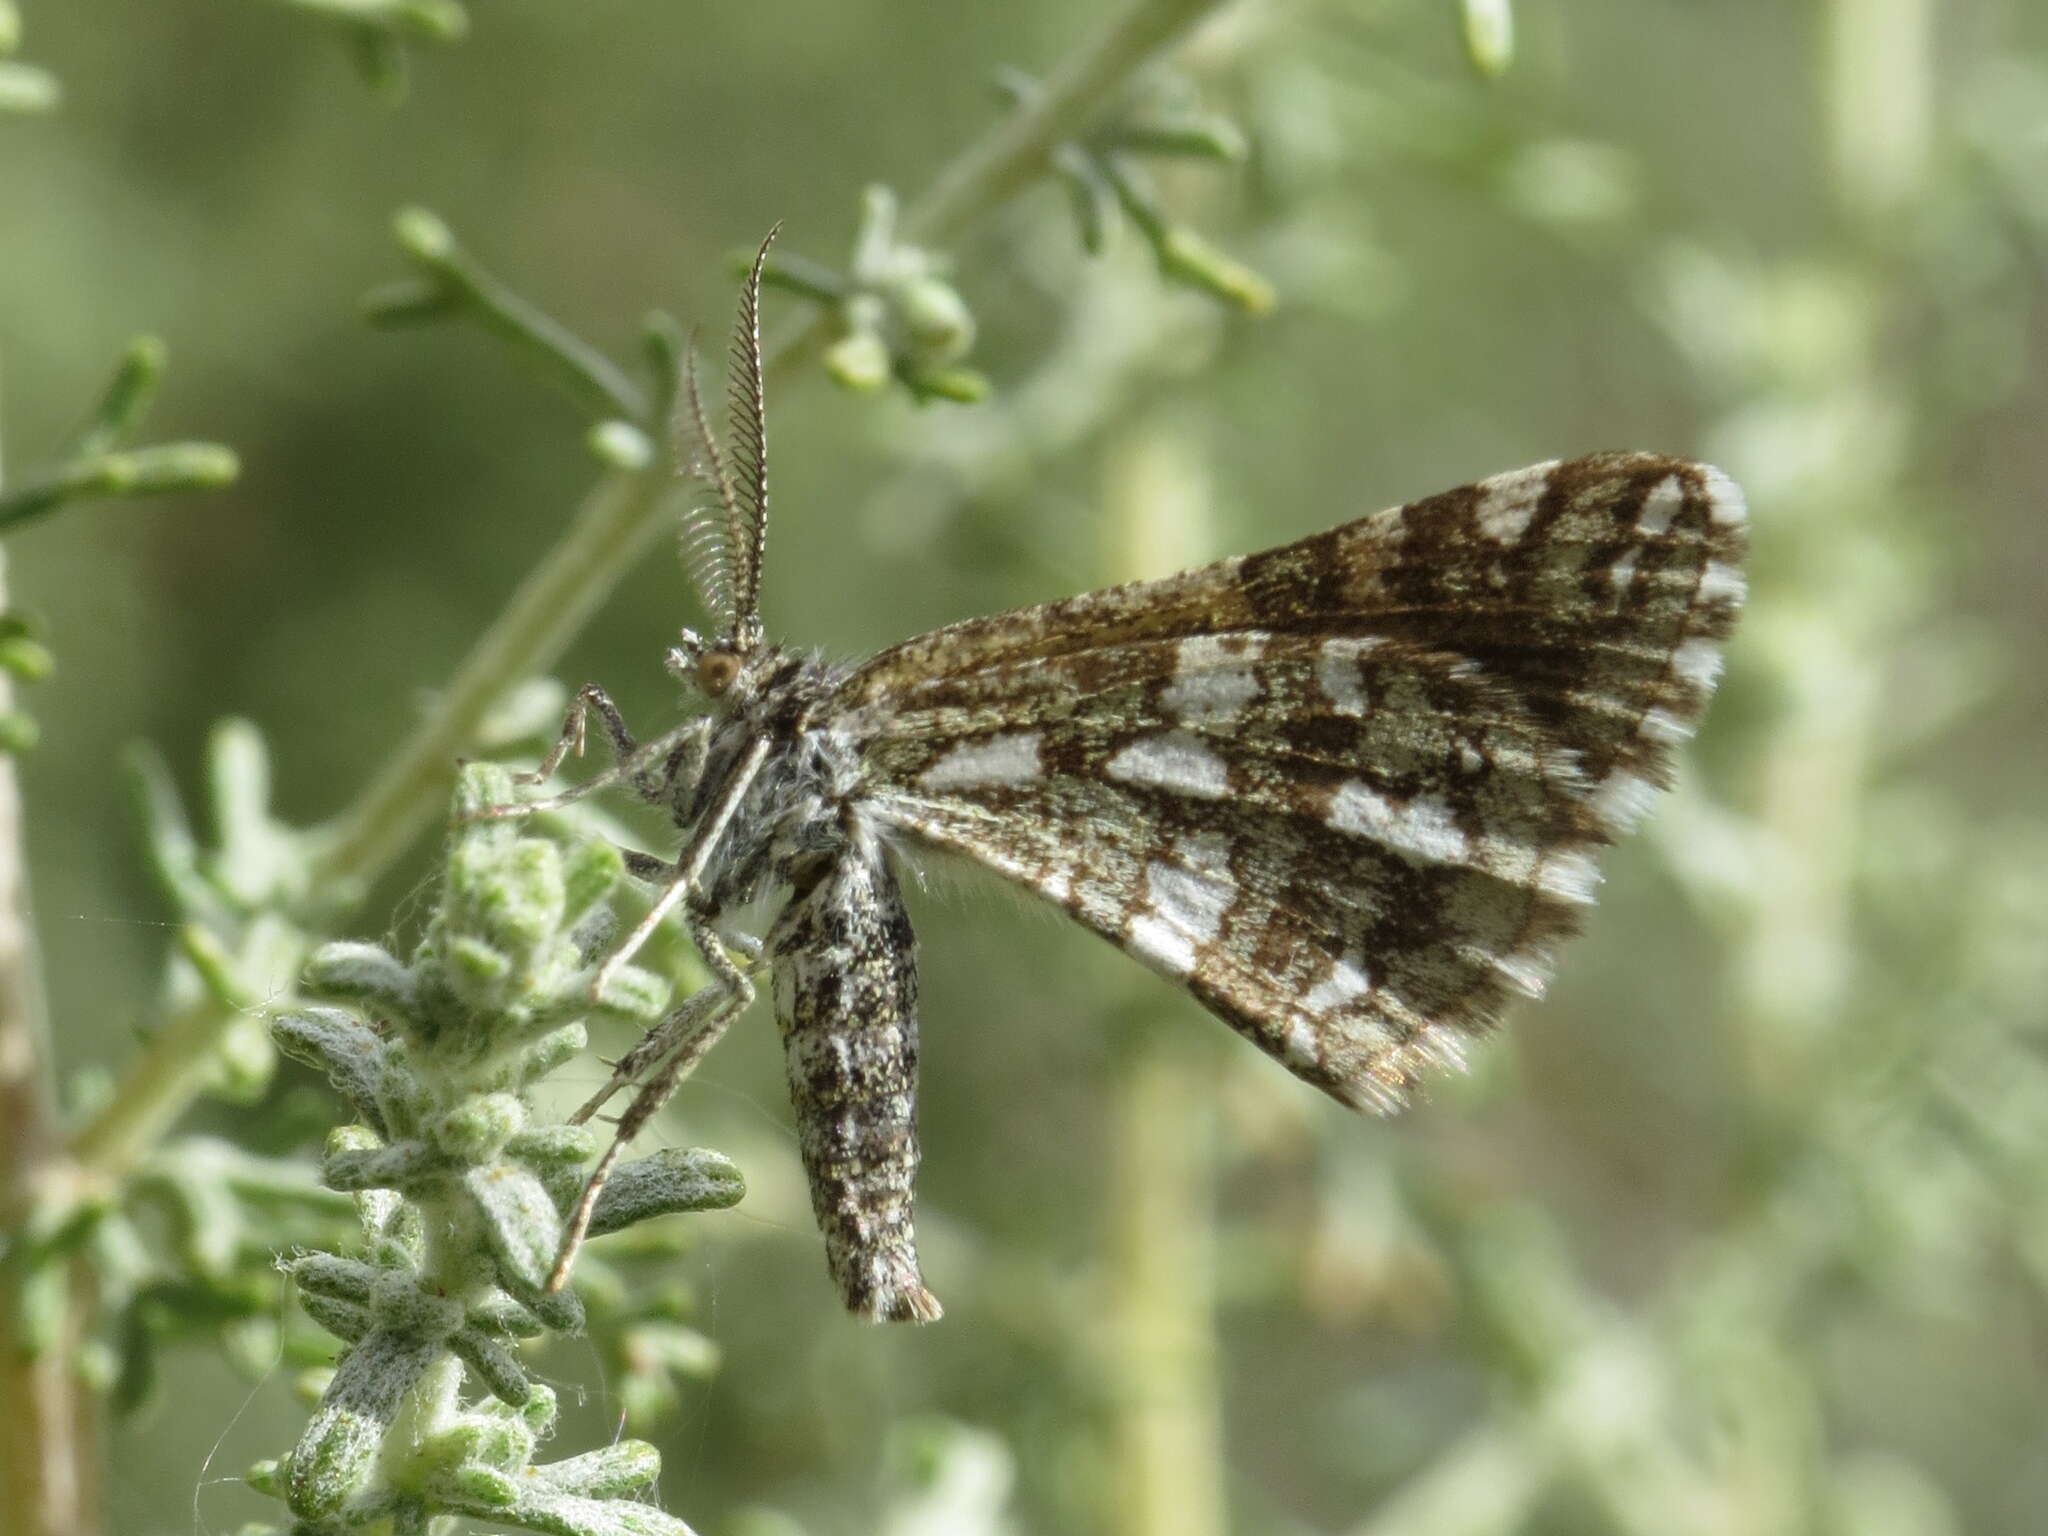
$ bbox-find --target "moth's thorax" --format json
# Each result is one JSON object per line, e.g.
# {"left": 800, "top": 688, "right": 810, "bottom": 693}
{"left": 684, "top": 644, "right": 860, "bottom": 912}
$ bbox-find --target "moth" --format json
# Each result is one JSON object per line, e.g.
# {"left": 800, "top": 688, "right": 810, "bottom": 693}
{"left": 496, "top": 232, "right": 1747, "bottom": 1322}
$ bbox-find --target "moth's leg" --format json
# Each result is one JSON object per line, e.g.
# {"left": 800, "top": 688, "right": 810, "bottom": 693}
{"left": 521, "top": 683, "right": 636, "bottom": 788}
{"left": 470, "top": 704, "right": 706, "bottom": 822}
{"left": 548, "top": 736, "right": 773, "bottom": 1288}
{"left": 548, "top": 927, "right": 759, "bottom": 1292}
{"left": 770, "top": 845, "right": 940, "bottom": 1323}
{"left": 718, "top": 930, "right": 764, "bottom": 963}
{"left": 589, "top": 734, "right": 772, "bottom": 1000}
{"left": 631, "top": 714, "right": 709, "bottom": 806}
{"left": 614, "top": 880, "right": 774, "bottom": 965}
{"left": 587, "top": 857, "right": 762, "bottom": 1100}
{"left": 574, "top": 923, "right": 757, "bottom": 1125}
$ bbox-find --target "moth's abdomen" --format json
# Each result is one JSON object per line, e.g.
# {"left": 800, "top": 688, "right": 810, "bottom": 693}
{"left": 768, "top": 843, "right": 939, "bottom": 1323}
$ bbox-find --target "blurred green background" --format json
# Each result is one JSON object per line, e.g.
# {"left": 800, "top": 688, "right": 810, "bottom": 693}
{"left": 4, "top": 0, "right": 2047, "bottom": 1532}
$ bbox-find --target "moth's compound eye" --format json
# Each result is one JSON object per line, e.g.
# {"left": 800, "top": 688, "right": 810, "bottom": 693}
{"left": 698, "top": 650, "right": 743, "bottom": 697}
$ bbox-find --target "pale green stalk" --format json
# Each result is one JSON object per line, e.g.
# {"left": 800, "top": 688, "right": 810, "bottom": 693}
{"left": 0, "top": 363, "right": 98, "bottom": 1536}
{"left": 1823, "top": 0, "right": 1933, "bottom": 220}
{"left": 1099, "top": 418, "right": 1226, "bottom": 1536}
{"left": 905, "top": 0, "right": 1235, "bottom": 246}
{"left": 307, "top": 466, "right": 674, "bottom": 897}
{"left": 1104, "top": 1048, "right": 1225, "bottom": 1536}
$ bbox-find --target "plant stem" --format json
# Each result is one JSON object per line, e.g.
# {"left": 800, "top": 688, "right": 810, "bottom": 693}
{"left": 765, "top": 0, "right": 1240, "bottom": 373}
{"left": 70, "top": 465, "right": 675, "bottom": 1186}
{"left": 308, "top": 465, "right": 674, "bottom": 891}
{"left": 905, "top": 0, "right": 1235, "bottom": 247}
{"left": 1105, "top": 1044, "right": 1225, "bottom": 1536}
{"left": 1822, "top": 0, "right": 1931, "bottom": 220}
{"left": 66, "top": 933, "right": 262, "bottom": 1177}
{"left": 374, "top": 209, "right": 650, "bottom": 423}
{"left": 255, "top": 0, "right": 466, "bottom": 43}
{"left": 1099, "top": 417, "right": 1226, "bottom": 1536}
{"left": 0, "top": 366, "right": 99, "bottom": 1536}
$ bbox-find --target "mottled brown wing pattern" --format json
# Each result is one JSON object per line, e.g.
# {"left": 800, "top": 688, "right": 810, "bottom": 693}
{"left": 831, "top": 452, "right": 1746, "bottom": 1111}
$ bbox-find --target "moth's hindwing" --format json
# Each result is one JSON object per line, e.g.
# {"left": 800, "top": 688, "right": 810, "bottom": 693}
{"left": 833, "top": 452, "right": 1746, "bottom": 1111}
{"left": 769, "top": 842, "right": 940, "bottom": 1322}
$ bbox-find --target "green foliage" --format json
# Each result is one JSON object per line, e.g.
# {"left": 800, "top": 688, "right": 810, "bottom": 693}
{"left": 795, "top": 183, "right": 994, "bottom": 403}
{"left": 254, "top": 764, "right": 741, "bottom": 1531}
{"left": 1456, "top": 0, "right": 1513, "bottom": 78}
{"left": 364, "top": 208, "right": 661, "bottom": 434}
{"left": 1002, "top": 65, "right": 1274, "bottom": 313}
{"left": 0, "top": 342, "right": 236, "bottom": 751}
{"left": 0, "top": 339, "right": 238, "bottom": 533}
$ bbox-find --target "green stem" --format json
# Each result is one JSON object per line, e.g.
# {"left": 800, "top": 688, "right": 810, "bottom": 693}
{"left": 1105, "top": 1045, "right": 1224, "bottom": 1536}
{"left": 69, "top": 337, "right": 165, "bottom": 464}
{"left": 0, "top": 445, "right": 240, "bottom": 533}
{"left": 307, "top": 466, "right": 673, "bottom": 892}
{"left": 904, "top": 0, "right": 1234, "bottom": 247}
{"left": 374, "top": 210, "right": 649, "bottom": 423}
{"left": 765, "top": 0, "right": 1238, "bottom": 368}
{"left": 0, "top": 363, "right": 98, "bottom": 1536}
{"left": 1099, "top": 417, "right": 1225, "bottom": 1536}
{"left": 67, "top": 933, "right": 263, "bottom": 1177}
{"left": 1822, "top": 0, "right": 1931, "bottom": 220}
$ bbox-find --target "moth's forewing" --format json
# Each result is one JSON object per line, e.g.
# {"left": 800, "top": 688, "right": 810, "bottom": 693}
{"left": 836, "top": 453, "right": 1746, "bottom": 1111}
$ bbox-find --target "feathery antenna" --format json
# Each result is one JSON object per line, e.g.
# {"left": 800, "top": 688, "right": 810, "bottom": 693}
{"left": 672, "top": 226, "right": 781, "bottom": 649}
{"left": 725, "top": 224, "right": 779, "bottom": 648}
{"left": 676, "top": 331, "right": 740, "bottom": 630}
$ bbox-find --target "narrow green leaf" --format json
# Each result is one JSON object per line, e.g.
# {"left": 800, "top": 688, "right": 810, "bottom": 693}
{"left": 283, "top": 1330, "right": 439, "bottom": 1518}
{"left": 465, "top": 1162, "right": 563, "bottom": 1293}
{"left": 587, "top": 1148, "right": 745, "bottom": 1237}
{"left": 1106, "top": 112, "right": 1249, "bottom": 162}
{"left": 71, "top": 336, "right": 165, "bottom": 460}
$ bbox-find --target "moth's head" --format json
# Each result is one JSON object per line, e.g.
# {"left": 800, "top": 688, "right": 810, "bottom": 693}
{"left": 667, "top": 625, "right": 762, "bottom": 707}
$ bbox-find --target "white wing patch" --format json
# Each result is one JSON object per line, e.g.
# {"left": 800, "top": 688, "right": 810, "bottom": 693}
{"left": 1635, "top": 473, "right": 1685, "bottom": 536}
{"left": 1537, "top": 849, "right": 1601, "bottom": 905}
{"left": 1142, "top": 859, "right": 1236, "bottom": 945}
{"left": 1473, "top": 462, "right": 1556, "bottom": 543}
{"left": 1700, "top": 562, "right": 1747, "bottom": 607}
{"left": 1699, "top": 464, "right": 1748, "bottom": 527}
{"left": 1587, "top": 768, "right": 1660, "bottom": 835}
{"left": 918, "top": 732, "right": 1044, "bottom": 790}
{"left": 1105, "top": 731, "right": 1231, "bottom": 799}
{"left": 1670, "top": 637, "right": 1723, "bottom": 692}
{"left": 1608, "top": 548, "right": 1641, "bottom": 596}
{"left": 1329, "top": 782, "right": 1473, "bottom": 866}
{"left": 1126, "top": 915, "right": 1198, "bottom": 977}
{"left": 1316, "top": 637, "right": 1382, "bottom": 717}
{"left": 1159, "top": 634, "right": 1266, "bottom": 729}
{"left": 1304, "top": 952, "right": 1373, "bottom": 1013}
